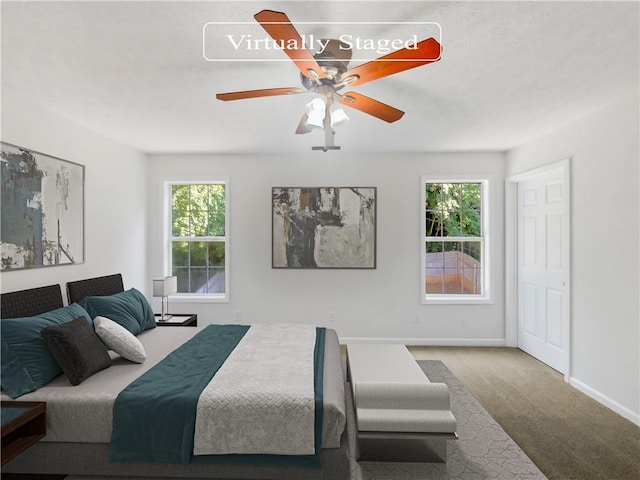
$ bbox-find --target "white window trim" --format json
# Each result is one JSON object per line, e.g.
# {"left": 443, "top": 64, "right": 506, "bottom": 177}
{"left": 164, "top": 179, "right": 230, "bottom": 303}
{"left": 421, "top": 176, "right": 492, "bottom": 304}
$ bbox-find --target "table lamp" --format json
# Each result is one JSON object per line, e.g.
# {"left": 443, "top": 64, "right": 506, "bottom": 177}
{"left": 153, "top": 276, "right": 177, "bottom": 320}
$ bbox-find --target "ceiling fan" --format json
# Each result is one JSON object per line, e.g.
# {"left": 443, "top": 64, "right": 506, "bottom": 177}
{"left": 216, "top": 10, "right": 441, "bottom": 151}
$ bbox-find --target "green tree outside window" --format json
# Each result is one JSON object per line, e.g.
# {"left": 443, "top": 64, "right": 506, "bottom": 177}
{"left": 424, "top": 182, "right": 484, "bottom": 296}
{"left": 170, "top": 183, "right": 226, "bottom": 295}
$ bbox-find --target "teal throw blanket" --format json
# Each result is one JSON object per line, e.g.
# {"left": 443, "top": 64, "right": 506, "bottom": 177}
{"left": 110, "top": 325, "right": 325, "bottom": 468}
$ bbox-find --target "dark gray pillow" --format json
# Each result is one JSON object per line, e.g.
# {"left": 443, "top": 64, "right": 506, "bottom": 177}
{"left": 41, "top": 316, "right": 112, "bottom": 386}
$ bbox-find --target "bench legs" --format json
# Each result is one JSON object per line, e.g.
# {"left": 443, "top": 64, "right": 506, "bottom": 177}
{"left": 356, "top": 432, "right": 457, "bottom": 463}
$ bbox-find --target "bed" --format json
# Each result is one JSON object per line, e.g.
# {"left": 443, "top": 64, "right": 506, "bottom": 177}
{"left": 1, "top": 274, "right": 349, "bottom": 479}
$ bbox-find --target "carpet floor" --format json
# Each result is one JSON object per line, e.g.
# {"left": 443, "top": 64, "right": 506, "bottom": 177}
{"left": 349, "top": 360, "right": 546, "bottom": 480}
{"left": 409, "top": 346, "right": 640, "bottom": 480}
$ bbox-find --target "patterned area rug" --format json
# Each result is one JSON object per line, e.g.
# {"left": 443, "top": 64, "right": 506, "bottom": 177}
{"left": 349, "top": 360, "right": 548, "bottom": 480}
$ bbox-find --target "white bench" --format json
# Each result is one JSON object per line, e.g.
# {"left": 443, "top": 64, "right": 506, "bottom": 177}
{"left": 346, "top": 344, "right": 457, "bottom": 462}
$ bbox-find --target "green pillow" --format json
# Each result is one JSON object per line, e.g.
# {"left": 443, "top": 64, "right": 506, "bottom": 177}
{"left": 0, "top": 303, "right": 93, "bottom": 398}
{"left": 78, "top": 288, "right": 155, "bottom": 335}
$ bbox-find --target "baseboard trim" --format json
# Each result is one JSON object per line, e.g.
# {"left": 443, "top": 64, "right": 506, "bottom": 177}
{"left": 339, "top": 337, "right": 506, "bottom": 347}
{"left": 569, "top": 377, "right": 640, "bottom": 426}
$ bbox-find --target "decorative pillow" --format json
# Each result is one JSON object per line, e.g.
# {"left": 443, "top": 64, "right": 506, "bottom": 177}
{"left": 41, "top": 317, "right": 112, "bottom": 386}
{"left": 0, "top": 303, "right": 93, "bottom": 398}
{"left": 78, "top": 288, "right": 155, "bottom": 335}
{"left": 94, "top": 316, "right": 147, "bottom": 363}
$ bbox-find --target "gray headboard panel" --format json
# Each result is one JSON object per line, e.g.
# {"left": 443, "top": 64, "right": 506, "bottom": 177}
{"left": 0, "top": 284, "right": 64, "bottom": 319}
{"left": 66, "top": 273, "right": 124, "bottom": 304}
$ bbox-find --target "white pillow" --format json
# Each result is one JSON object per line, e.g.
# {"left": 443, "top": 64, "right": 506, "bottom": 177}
{"left": 94, "top": 316, "right": 147, "bottom": 363}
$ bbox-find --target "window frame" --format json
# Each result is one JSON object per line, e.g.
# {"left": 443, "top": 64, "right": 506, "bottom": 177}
{"left": 421, "top": 176, "right": 491, "bottom": 304}
{"left": 164, "top": 179, "right": 230, "bottom": 303}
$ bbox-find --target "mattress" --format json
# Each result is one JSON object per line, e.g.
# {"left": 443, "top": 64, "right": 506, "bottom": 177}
{"left": 0, "top": 325, "right": 346, "bottom": 450}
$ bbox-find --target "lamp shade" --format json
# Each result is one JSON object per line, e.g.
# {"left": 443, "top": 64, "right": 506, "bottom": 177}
{"left": 331, "top": 108, "right": 349, "bottom": 128}
{"left": 153, "top": 276, "right": 177, "bottom": 297}
{"left": 305, "top": 98, "right": 325, "bottom": 115}
{"left": 304, "top": 98, "right": 326, "bottom": 129}
{"left": 305, "top": 110, "right": 325, "bottom": 129}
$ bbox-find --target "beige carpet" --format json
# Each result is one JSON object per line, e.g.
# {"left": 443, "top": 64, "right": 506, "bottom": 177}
{"left": 408, "top": 347, "right": 640, "bottom": 480}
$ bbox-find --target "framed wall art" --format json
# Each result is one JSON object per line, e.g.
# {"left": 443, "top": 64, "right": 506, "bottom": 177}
{"left": 1, "top": 142, "right": 85, "bottom": 271}
{"left": 272, "top": 186, "right": 376, "bottom": 269}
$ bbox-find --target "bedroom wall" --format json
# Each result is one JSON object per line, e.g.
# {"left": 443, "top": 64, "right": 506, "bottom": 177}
{"left": 0, "top": 95, "right": 148, "bottom": 298}
{"left": 506, "top": 92, "right": 640, "bottom": 424}
{"left": 146, "top": 151, "right": 506, "bottom": 344}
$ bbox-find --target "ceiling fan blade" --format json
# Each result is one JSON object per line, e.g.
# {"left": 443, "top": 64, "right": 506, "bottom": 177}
{"left": 254, "top": 10, "right": 325, "bottom": 79}
{"left": 339, "top": 91, "right": 405, "bottom": 123}
{"left": 295, "top": 113, "right": 312, "bottom": 134}
{"left": 342, "top": 37, "right": 441, "bottom": 87}
{"left": 216, "top": 87, "right": 303, "bottom": 101}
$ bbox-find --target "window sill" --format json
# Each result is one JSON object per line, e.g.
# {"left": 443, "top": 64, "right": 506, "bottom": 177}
{"left": 169, "top": 294, "right": 229, "bottom": 304}
{"left": 422, "top": 295, "right": 493, "bottom": 305}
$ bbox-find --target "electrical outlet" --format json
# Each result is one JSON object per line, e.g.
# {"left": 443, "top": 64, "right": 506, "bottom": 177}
{"left": 234, "top": 311, "right": 242, "bottom": 323}
{"left": 328, "top": 311, "right": 335, "bottom": 322}
{"left": 413, "top": 313, "right": 420, "bottom": 325}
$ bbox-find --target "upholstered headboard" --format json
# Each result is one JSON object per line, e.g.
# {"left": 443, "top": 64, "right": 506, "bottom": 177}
{"left": 66, "top": 273, "right": 124, "bottom": 304}
{"left": 0, "top": 284, "right": 64, "bottom": 319}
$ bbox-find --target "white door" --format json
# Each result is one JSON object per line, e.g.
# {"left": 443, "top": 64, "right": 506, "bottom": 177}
{"left": 517, "top": 165, "right": 569, "bottom": 373}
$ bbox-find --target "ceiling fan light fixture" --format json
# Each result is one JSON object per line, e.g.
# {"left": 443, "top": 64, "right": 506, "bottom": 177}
{"left": 305, "top": 97, "right": 325, "bottom": 114}
{"left": 305, "top": 111, "right": 325, "bottom": 129}
{"left": 304, "top": 98, "right": 326, "bottom": 129}
{"left": 330, "top": 108, "right": 349, "bottom": 128}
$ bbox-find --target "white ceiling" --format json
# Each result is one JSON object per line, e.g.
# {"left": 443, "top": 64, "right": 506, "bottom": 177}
{"left": 1, "top": 1, "right": 638, "bottom": 154}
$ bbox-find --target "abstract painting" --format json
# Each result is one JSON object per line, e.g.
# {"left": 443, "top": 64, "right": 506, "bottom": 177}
{"left": 272, "top": 187, "right": 376, "bottom": 269}
{"left": 1, "top": 142, "right": 85, "bottom": 271}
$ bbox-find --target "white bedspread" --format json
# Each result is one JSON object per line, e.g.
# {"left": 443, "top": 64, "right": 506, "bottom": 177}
{"left": 193, "top": 324, "right": 317, "bottom": 456}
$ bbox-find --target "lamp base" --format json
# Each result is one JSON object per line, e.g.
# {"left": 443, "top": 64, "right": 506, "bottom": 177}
{"left": 156, "top": 314, "right": 173, "bottom": 321}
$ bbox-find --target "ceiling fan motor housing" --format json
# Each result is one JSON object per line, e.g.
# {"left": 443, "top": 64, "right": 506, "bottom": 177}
{"left": 315, "top": 39, "right": 352, "bottom": 74}
{"left": 301, "top": 38, "right": 352, "bottom": 90}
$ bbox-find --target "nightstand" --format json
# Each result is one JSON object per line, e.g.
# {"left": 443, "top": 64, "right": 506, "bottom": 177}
{"left": 155, "top": 313, "right": 197, "bottom": 327}
{"left": 1, "top": 401, "right": 46, "bottom": 466}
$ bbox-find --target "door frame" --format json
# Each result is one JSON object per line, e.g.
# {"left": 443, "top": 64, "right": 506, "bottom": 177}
{"left": 505, "top": 158, "right": 571, "bottom": 382}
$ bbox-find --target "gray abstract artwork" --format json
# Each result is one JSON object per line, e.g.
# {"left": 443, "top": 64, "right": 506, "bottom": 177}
{"left": 272, "top": 187, "right": 376, "bottom": 269}
{"left": 1, "top": 143, "right": 84, "bottom": 271}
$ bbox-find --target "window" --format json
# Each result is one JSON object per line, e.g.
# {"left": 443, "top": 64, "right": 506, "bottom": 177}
{"left": 169, "top": 182, "right": 228, "bottom": 299}
{"left": 422, "top": 178, "right": 490, "bottom": 303}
